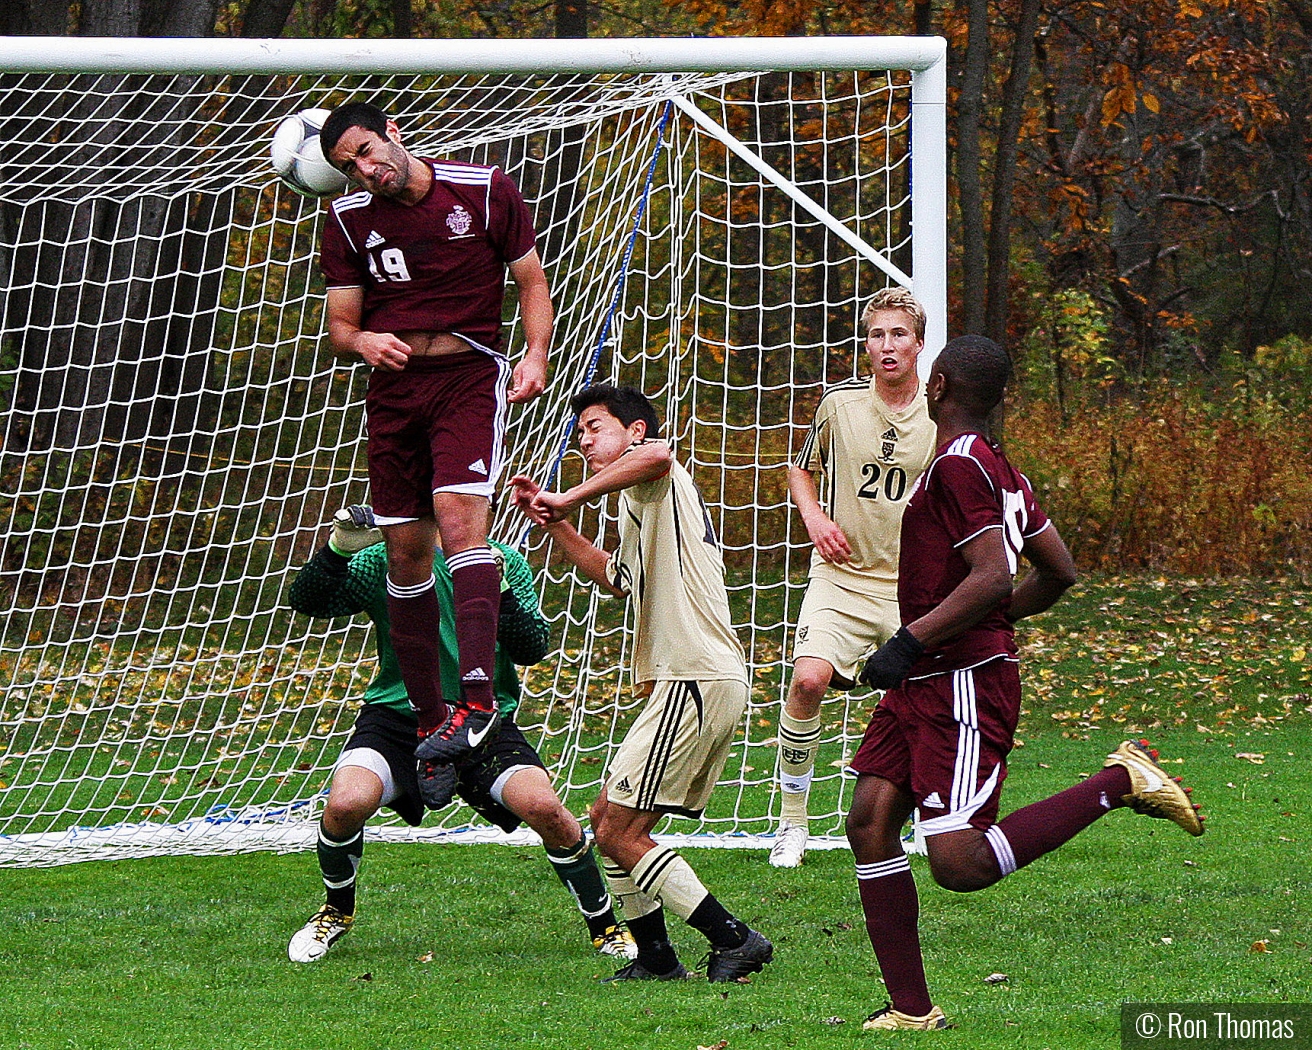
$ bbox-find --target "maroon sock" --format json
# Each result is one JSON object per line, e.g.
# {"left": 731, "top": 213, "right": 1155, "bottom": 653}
{"left": 988, "top": 766, "right": 1132, "bottom": 874}
{"left": 856, "top": 855, "right": 933, "bottom": 1016}
{"left": 447, "top": 547, "right": 500, "bottom": 711}
{"left": 385, "top": 575, "right": 447, "bottom": 733}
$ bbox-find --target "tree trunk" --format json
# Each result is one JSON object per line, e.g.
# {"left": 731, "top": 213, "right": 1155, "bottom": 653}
{"left": 0, "top": 0, "right": 70, "bottom": 34}
{"left": 392, "top": 0, "right": 412, "bottom": 37}
{"left": 956, "top": 0, "right": 989, "bottom": 335}
{"left": 984, "top": 0, "right": 1041, "bottom": 347}
{"left": 79, "top": 0, "right": 142, "bottom": 34}
{"left": 555, "top": 0, "right": 587, "bottom": 37}
{"left": 240, "top": 0, "right": 298, "bottom": 36}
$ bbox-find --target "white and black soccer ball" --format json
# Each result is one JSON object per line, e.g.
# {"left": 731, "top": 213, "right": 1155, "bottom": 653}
{"left": 269, "top": 108, "right": 350, "bottom": 198}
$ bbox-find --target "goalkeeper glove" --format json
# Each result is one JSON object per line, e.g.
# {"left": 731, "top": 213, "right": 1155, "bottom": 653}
{"left": 858, "top": 626, "right": 924, "bottom": 691}
{"left": 329, "top": 504, "right": 384, "bottom": 556}
{"left": 491, "top": 546, "right": 510, "bottom": 593}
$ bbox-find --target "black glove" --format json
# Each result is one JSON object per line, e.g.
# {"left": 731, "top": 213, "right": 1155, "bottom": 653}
{"left": 859, "top": 626, "right": 924, "bottom": 690}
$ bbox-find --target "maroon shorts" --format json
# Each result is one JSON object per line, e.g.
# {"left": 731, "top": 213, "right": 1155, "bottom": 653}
{"left": 365, "top": 351, "right": 509, "bottom": 521}
{"left": 849, "top": 656, "right": 1020, "bottom": 836}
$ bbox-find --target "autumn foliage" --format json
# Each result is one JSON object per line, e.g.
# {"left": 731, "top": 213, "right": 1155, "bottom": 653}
{"left": 1007, "top": 373, "right": 1312, "bottom": 577}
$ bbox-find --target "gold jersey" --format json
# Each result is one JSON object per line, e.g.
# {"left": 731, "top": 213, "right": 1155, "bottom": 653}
{"left": 795, "top": 378, "right": 936, "bottom": 597}
{"left": 606, "top": 452, "right": 748, "bottom": 689}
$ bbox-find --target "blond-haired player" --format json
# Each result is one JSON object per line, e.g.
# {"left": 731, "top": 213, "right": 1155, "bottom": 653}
{"left": 769, "top": 288, "right": 937, "bottom": 868}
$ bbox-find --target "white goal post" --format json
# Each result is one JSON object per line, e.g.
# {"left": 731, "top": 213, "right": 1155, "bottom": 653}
{"left": 0, "top": 36, "right": 946, "bottom": 865}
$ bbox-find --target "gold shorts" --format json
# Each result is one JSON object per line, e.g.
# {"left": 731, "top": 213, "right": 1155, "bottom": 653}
{"left": 792, "top": 575, "right": 901, "bottom": 686}
{"left": 605, "top": 678, "right": 748, "bottom": 818}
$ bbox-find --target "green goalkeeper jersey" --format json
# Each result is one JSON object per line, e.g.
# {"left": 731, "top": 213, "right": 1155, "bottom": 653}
{"left": 287, "top": 541, "right": 549, "bottom": 718}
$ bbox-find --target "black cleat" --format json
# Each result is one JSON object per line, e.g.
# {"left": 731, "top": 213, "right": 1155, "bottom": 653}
{"left": 415, "top": 704, "right": 500, "bottom": 765}
{"left": 417, "top": 758, "right": 457, "bottom": 809}
{"left": 602, "top": 959, "right": 690, "bottom": 982}
{"left": 704, "top": 928, "right": 773, "bottom": 983}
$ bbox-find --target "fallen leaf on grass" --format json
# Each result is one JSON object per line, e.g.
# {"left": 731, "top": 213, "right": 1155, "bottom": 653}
{"left": 984, "top": 972, "right": 1009, "bottom": 984}
{"left": 417, "top": 951, "right": 434, "bottom": 963}
{"left": 1250, "top": 940, "right": 1271, "bottom": 953}
{"left": 698, "top": 1041, "right": 728, "bottom": 1050}
{"left": 823, "top": 1017, "right": 845, "bottom": 1026}
{"left": 1235, "top": 752, "right": 1265, "bottom": 764}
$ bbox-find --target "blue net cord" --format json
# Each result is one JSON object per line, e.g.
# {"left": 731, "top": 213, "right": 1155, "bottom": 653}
{"left": 514, "top": 98, "right": 675, "bottom": 550}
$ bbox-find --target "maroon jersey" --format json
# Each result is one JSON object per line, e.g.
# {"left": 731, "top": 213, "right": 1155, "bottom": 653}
{"left": 898, "top": 432, "right": 1051, "bottom": 676}
{"left": 320, "top": 160, "right": 538, "bottom": 354}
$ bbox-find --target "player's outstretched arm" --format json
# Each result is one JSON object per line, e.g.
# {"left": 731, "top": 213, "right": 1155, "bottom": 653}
{"left": 787, "top": 464, "right": 852, "bottom": 564}
{"left": 1006, "top": 522, "right": 1077, "bottom": 623}
{"left": 287, "top": 538, "right": 387, "bottom": 619}
{"left": 507, "top": 250, "right": 553, "bottom": 404}
{"left": 538, "top": 441, "right": 672, "bottom": 522}
{"left": 508, "top": 474, "right": 624, "bottom": 597}
{"left": 325, "top": 287, "right": 411, "bottom": 371}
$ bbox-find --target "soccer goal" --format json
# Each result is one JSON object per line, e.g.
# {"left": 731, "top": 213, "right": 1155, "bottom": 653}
{"left": 0, "top": 36, "right": 946, "bottom": 865}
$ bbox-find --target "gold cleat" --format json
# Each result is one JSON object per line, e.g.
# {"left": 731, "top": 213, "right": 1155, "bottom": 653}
{"left": 862, "top": 1004, "right": 949, "bottom": 1030}
{"left": 287, "top": 904, "right": 354, "bottom": 963}
{"left": 1104, "top": 739, "right": 1204, "bottom": 836}
{"left": 593, "top": 924, "right": 638, "bottom": 960}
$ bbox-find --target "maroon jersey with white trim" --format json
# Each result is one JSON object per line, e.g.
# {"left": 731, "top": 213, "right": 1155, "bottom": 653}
{"left": 320, "top": 159, "right": 538, "bottom": 353}
{"left": 897, "top": 432, "right": 1051, "bottom": 676}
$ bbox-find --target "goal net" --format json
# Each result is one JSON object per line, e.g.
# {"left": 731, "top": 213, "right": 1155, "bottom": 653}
{"left": 0, "top": 37, "right": 945, "bottom": 865}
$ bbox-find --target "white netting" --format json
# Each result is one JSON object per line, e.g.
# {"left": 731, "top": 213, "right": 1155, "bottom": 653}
{"left": 0, "top": 54, "right": 936, "bottom": 865}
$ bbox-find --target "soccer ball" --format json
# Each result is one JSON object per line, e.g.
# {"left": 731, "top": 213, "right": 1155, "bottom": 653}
{"left": 269, "top": 108, "right": 350, "bottom": 198}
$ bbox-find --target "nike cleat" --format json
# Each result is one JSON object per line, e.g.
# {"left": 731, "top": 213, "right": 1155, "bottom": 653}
{"left": 593, "top": 924, "right": 639, "bottom": 960}
{"left": 703, "top": 928, "right": 773, "bottom": 983}
{"left": 602, "top": 959, "right": 690, "bottom": 982}
{"left": 415, "top": 704, "right": 500, "bottom": 765}
{"left": 1105, "top": 739, "right": 1204, "bottom": 836}
{"left": 287, "top": 904, "right": 353, "bottom": 963}
{"left": 417, "top": 758, "right": 458, "bottom": 809}
{"left": 767, "top": 820, "right": 809, "bottom": 868}
{"left": 862, "top": 1004, "right": 949, "bottom": 1030}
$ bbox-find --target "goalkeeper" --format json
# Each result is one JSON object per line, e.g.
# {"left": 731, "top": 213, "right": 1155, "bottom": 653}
{"left": 284, "top": 506, "right": 635, "bottom": 964}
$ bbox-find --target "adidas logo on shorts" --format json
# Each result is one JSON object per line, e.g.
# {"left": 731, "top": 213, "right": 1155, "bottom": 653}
{"left": 614, "top": 776, "right": 632, "bottom": 794}
{"left": 462, "top": 667, "right": 489, "bottom": 682}
{"left": 921, "top": 791, "right": 944, "bottom": 809}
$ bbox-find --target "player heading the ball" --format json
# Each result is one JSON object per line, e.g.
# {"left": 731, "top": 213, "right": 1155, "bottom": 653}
{"left": 316, "top": 101, "right": 554, "bottom": 801}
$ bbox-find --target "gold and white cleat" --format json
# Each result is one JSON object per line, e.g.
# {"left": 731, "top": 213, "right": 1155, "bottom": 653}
{"left": 288, "top": 904, "right": 354, "bottom": 963}
{"left": 862, "top": 1004, "right": 949, "bottom": 1030}
{"left": 593, "top": 924, "right": 638, "bottom": 960}
{"left": 1104, "top": 739, "right": 1204, "bottom": 836}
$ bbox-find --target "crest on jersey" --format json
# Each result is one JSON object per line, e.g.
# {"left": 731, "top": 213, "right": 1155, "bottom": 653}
{"left": 446, "top": 205, "right": 472, "bottom": 236}
{"left": 880, "top": 426, "right": 898, "bottom": 462}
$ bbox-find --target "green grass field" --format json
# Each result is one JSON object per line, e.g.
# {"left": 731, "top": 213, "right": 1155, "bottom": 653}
{"left": 2, "top": 577, "right": 1309, "bottom": 1049}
